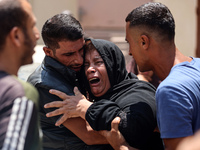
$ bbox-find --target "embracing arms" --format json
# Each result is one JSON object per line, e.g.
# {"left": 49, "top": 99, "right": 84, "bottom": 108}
{"left": 40, "top": 87, "right": 108, "bottom": 145}
{"left": 45, "top": 87, "right": 91, "bottom": 124}
{"left": 44, "top": 86, "right": 160, "bottom": 149}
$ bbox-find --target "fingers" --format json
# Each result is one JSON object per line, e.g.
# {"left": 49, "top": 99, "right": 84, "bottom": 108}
{"left": 74, "top": 86, "right": 83, "bottom": 97}
{"left": 49, "top": 89, "right": 68, "bottom": 100}
{"left": 44, "top": 101, "right": 63, "bottom": 108}
{"left": 111, "top": 117, "right": 121, "bottom": 131}
{"left": 55, "top": 115, "right": 68, "bottom": 126}
{"left": 46, "top": 87, "right": 82, "bottom": 126}
{"left": 99, "top": 130, "right": 107, "bottom": 137}
{"left": 46, "top": 109, "right": 69, "bottom": 126}
{"left": 74, "top": 87, "right": 79, "bottom": 95}
{"left": 46, "top": 107, "right": 65, "bottom": 117}
{"left": 99, "top": 117, "right": 121, "bottom": 137}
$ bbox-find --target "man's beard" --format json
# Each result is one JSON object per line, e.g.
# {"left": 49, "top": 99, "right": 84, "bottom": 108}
{"left": 21, "top": 30, "right": 35, "bottom": 66}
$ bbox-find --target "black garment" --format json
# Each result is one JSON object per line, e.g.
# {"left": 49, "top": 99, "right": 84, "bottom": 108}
{"left": 28, "top": 56, "right": 112, "bottom": 150}
{"left": 83, "top": 39, "right": 164, "bottom": 150}
{"left": 0, "top": 71, "right": 42, "bottom": 150}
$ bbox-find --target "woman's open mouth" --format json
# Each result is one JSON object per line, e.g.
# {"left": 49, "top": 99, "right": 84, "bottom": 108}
{"left": 89, "top": 77, "right": 100, "bottom": 84}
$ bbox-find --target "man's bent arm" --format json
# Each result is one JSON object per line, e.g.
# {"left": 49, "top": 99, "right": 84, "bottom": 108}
{"left": 63, "top": 117, "right": 109, "bottom": 145}
{"left": 164, "top": 137, "right": 190, "bottom": 150}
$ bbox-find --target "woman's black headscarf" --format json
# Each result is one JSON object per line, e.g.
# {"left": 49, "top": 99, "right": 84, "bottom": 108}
{"left": 90, "top": 39, "right": 129, "bottom": 86}
{"left": 80, "top": 38, "right": 138, "bottom": 100}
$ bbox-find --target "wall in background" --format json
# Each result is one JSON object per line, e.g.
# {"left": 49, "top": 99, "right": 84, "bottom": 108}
{"left": 154, "top": 0, "right": 197, "bottom": 57}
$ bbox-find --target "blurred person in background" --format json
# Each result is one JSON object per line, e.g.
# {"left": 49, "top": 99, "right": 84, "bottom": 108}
{"left": 0, "top": 0, "right": 42, "bottom": 149}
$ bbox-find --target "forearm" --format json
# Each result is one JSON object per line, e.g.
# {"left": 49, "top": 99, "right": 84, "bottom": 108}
{"left": 176, "top": 132, "right": 200, "bottom": 150}
{"left": 63, "top": 117, "right": 108, "bottom": 145}
{"left": 164, "top": 137, "right": 189, "bottom": 150}
{"left": 99, "top": 117, "right": 138, "bottom": 150}
{"left": 77, "top": 99, "right": 92, "bottom": 120}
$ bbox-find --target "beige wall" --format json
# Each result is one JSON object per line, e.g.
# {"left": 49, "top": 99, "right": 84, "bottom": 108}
{"left": 30, "top": 0, "right": 78, "bottom": 44}
{"left": 29, "top": 0, "right": 197, "bottom": 56}
{"left": 154, "top": 0, "right": 197, "bottom": 57}
{"left": 79, "top": 0, "right": 152, "bottom": 29}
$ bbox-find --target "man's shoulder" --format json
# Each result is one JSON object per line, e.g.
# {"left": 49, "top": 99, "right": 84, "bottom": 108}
{"left": 0, "top": 72, "right": 39, "bottom": 106}
{"left": 156, "top": 77, "right": 181, "bottom": 101}
{"left": 28, "top": 64, "right": 75, "bottom": 95}
{"left": 27, "top": 63, "right": 63, "bottom": 84}
{"left": 27, "top": 64, "right": 43, "bottom": 86}
{"left": 156, "top": 66, "right": 200, "bottom": 102}
{"left": 0, "top": 72, "right": 24, "bottom": 97}
{"left": 16, "top": 77, "right": 39, "bottom": 105}
{"left": 159, "top": 59, "right": 200, "bottom": 91}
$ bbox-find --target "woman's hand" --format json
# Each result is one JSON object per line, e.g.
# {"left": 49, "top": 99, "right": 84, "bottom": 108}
{"left": 44, "top": 87, "right": 92, "bottom": 126}
{"left": 99, "top": 117, "right": 137, "bottom": 150}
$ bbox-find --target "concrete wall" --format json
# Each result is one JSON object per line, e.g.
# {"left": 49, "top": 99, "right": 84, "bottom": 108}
{"left": 154, "top": 0, "right": 197, "bottom": 57}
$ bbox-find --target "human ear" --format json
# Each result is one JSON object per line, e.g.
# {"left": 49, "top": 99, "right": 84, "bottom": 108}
{"left": 9, "top": 27, "right": 23, "bottom": 47}
{"left": 141, "top": 35, "right": 149, "bottom": 50}
{"left": 43, "top": 46, "right": 54, "bottom": 57}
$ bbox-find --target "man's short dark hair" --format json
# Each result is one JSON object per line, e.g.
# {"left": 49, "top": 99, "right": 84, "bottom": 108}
{"left": 42, "top": 13, "right": 84, "bottom": 50}
{"left": 126, "top": 2, "right": 175, "bottom": 41}
{"left": 0, "top": 0, "right": 29, "bottom": 50}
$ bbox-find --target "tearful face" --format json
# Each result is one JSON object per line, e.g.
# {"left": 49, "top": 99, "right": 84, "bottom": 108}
{"left": 84, "top": 49, "right": 111, "bottom": 97}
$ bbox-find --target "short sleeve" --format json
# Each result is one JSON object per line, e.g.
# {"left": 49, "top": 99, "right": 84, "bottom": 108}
{"left": 156, "top": 85, "right": 193, "bottom": 138}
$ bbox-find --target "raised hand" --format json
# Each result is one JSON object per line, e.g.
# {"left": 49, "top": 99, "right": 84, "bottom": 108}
{"left": 44, "top": 87, "right": 92, "bottom": 126}
{"left": 99, "top": 117, "right": 137, "bottom": 150}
